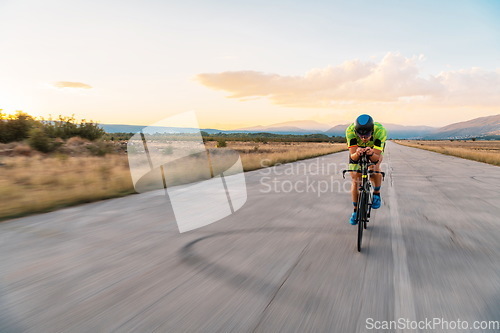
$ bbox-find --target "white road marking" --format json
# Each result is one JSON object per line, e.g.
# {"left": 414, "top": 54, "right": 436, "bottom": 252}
{"left": 388, "top": 164, "right": 418, "bottom": 333}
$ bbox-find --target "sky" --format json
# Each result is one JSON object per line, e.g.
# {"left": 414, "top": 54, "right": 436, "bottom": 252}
{"left": 1, "top": 0, "right": 499, "bottom": 129}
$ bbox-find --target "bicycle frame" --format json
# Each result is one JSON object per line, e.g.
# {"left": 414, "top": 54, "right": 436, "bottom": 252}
{"left": 342, "top": 153, "right": 385, "bottom": 252}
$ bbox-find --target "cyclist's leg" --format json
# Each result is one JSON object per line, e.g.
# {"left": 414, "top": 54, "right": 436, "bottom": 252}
{"left": 349, "top": 172, "right": 361, "bottom": 225}
{"left": 350, "top": 171, "right": 361, "bottom": 204}
{"left": 349, "top": 159, "right": 360, "bottom": 224}
{"left": 348, "top": 158, "right": 361, "bottom": 205}
{"left": 368, "top": 155, "right": 383, "bottom": 209}
{"left": 368, "top": 154, "right": 384, "bottom": 193}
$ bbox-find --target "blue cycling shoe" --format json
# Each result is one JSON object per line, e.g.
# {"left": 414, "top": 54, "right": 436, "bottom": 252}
{"left": 350, "top": 212, "right": 357, "bottom": 225}
{"left": 372, "top": 194, "right": 381, "bottom": 209}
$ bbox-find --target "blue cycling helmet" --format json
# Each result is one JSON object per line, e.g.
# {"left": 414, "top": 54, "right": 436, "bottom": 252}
{"left": 355, "top": 114, "right": 374, "bottom": 136}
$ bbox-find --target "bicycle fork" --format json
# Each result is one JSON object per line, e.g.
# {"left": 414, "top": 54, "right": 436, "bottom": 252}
{"left": 360, "top": 176, "right": 373, "bottom": 219}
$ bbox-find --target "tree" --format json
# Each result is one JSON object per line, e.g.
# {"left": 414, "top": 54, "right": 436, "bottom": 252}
{"left": 43, "top": 115, "right": 79, "bottom": 139}
{"left": 0, "top": 111, "right": 35, "bottom": 143}
{"left": 42, "top": 115, "right": 104, "bottom": 140}
{"left": 0, "top": 109, "right": 106, "bottom": 143}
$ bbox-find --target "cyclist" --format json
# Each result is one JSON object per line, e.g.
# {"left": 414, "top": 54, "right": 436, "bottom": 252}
{"left": 346, "top": 114, "right": 387, "bottom": 225}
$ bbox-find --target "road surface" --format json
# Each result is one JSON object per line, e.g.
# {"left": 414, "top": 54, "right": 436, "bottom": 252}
{"left": 1, "top": 142, "right": 499, "bottom": 332}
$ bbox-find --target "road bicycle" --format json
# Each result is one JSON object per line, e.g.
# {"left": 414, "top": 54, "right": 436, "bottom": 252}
{"left": 343, "top": 153, "right": 385, "bottom": 252}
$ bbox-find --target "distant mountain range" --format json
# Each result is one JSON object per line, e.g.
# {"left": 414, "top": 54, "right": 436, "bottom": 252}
{"left": 324, "top": 123, "right": 437, "bottom": 139}
{"left": 422, "top": 114, "right": 500, "bottom": 139}
{"left": 236, "top": 120, "right": 331, "bottom": 133}
{"left": 100, "top": 114, "right": 500, "bottom": 140}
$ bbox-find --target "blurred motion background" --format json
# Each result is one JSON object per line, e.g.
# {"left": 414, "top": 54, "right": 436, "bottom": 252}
{"left": 1, "top": 0, "right": 500, "bottom": 331}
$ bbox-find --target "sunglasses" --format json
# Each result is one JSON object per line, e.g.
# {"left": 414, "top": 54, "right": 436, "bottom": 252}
{"left": 357, "top": 132, "right": 373, "bottom": 139}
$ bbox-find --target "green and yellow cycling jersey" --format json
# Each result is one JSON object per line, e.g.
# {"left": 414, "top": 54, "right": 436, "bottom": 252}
{"left": 345, "top": 122, "right": 387, "bottom": 151}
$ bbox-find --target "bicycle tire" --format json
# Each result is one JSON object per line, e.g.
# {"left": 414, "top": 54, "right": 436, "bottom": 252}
{"left": 357, "top": 191, "right": 366, "bottom": 252}
{"left": 363, "top": 181, "right": 371, "bottom": 230}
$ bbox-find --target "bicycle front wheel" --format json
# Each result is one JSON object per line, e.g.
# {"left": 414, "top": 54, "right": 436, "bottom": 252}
{"left": 357, "top": 191, "right": 367, "bottom": 252}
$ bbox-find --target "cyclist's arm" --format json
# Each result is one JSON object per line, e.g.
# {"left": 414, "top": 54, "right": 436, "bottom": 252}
{"left": 366, "top": 147, "right": 382, "bottom": 163}
{"left": 346, "top": 125, "right": 370, "bottom": 161}
{"left": 373, "top": 126, "right": 387, "bottom": 152}
{"left": 349, "top": 146, "right": 359, "bottom": 161}
{"left": 365, "top": 125, "right": 386, "bottom": 163}
{"left": 350, "top": 146, "right": 368, "bottom": 161}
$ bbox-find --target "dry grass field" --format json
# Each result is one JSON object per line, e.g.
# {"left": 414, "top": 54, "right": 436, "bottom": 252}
{"left": 394, "top": 140, "right": 500, "bottom": 166}
{"left": 209, "top": 141, "right": 346, "bottom": 171}
{"left": 0, "top": 141, "right": 346, "bottom": 220}
{"left": 0, "top": 155, "right": 135, "bottom": 220}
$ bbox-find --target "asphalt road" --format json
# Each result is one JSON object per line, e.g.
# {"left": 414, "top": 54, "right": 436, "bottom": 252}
{"left": 1, "top": 142, "right": 500, "bottom": 332}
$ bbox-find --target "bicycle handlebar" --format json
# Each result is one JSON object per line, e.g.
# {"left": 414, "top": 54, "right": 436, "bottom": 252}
{"left": 342, "top": 169, "right": 385, "bottom": 180}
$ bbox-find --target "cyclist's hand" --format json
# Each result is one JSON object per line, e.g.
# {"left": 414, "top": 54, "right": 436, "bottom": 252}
{"left": 356, "top": 147, "right": 366, "bottom": 157}
{"left": 365, "top": 147, "right": 374, "bottom": 156}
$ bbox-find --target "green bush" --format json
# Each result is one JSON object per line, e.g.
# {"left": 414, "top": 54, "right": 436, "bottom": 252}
{"left": 0, "top": 110, "right": 105, "bottom": 144}
{"left": 42, "top": 115, "right": 77, "bottom": 139}
{"left": 102, "top": 132, "right": 134, "bottom": 141}
{"left": 162, "top": 145, "right": 174, "bottom": 155}
{"left": 216, "top": 139, "right": 227, "bottom": 148}
{"left": 27, "top": 127, "right": 56, "bottom": 153}
{"left": 86, "top": 141, "right": 113, "bottom": 156}
{"left": 43, "top": 115, "right": 104, "bottom": 140}
{"left": 78, "top": 119, "right": 105, "bottom": 140}
{"left": 0, "top": 111, "right": 36, "bottom": 143}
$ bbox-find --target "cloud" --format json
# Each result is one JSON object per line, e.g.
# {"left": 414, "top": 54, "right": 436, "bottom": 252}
{"left": 52, "top": 81, "right": 92, "bottom": 89}
{"left": 196, "top": 52, "right": 500, "bottom": 108}
{"left": 434, "top": 68, "right": 500, "bottom": 106}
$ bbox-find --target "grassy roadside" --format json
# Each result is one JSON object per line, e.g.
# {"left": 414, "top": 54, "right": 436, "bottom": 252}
{"left": 394, "top": 140, "right": 500, "bottom": 166}
{"left": 1, "top": 142, "right": 347, "bottom": 221}
{"left": 0, "top": 155, "right": 135, "bottom": 221}
{"left": 217, "top": 141, "right": 347, "bottom": 171}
